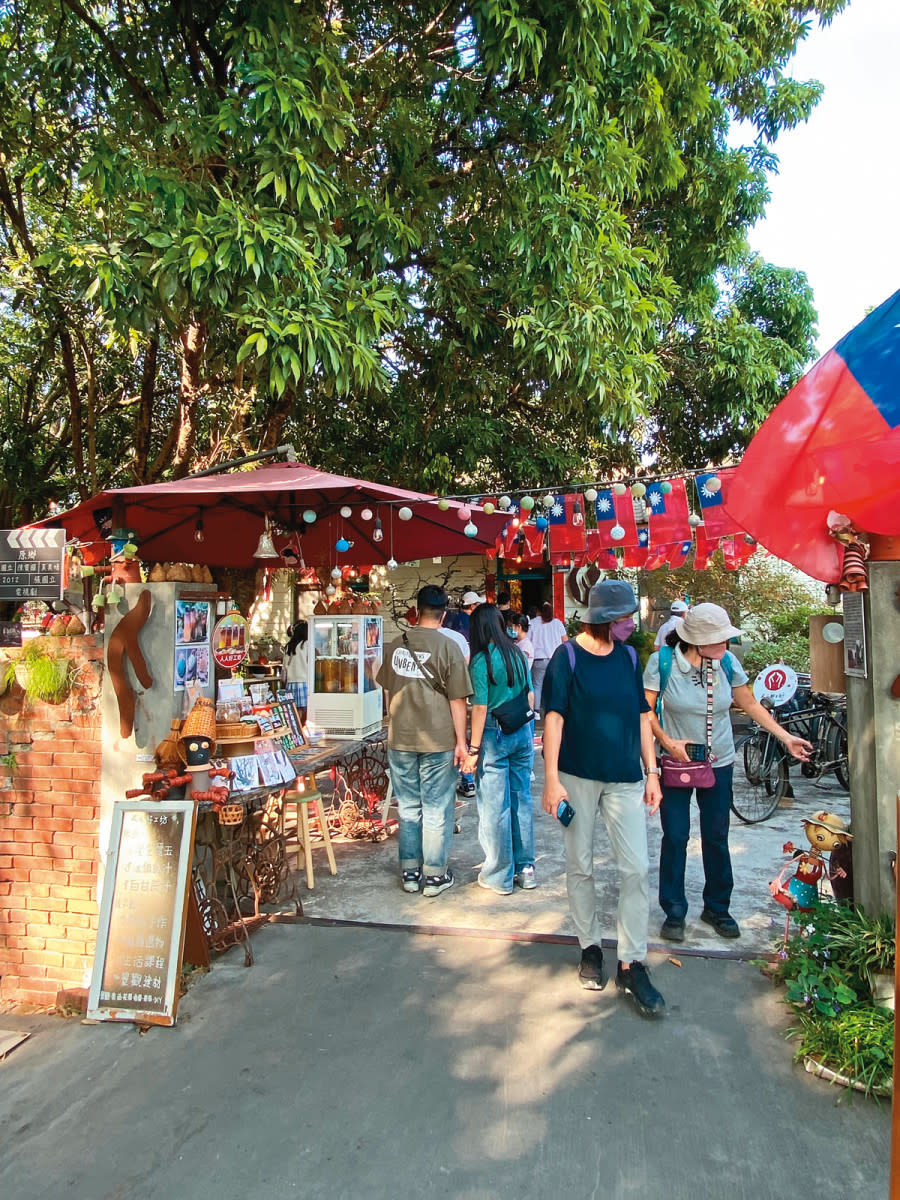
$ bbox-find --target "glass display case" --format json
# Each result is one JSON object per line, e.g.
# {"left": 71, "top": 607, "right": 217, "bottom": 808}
{"left": 309, "top": 614, "right": 383, "bottom": 738}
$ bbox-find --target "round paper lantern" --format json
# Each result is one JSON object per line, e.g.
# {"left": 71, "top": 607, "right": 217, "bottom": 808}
{"left": 498, "top": 495, "right": 512, "bottom": 510}
{"left": 398, "top": 506, "right": 413, "bottom": 521}
{"left": 325, "top": 584, "right": 336, "bottom": 596}
{"left": 482, "top": 502, "right": 495, "bottom": 515}
{"left": 302, "top": 509, "right": 317, "bottom": 523}
{"left": 464, "top": 522, "right": 478, "bottom": 538}
{"left": 705, "top": 476, "right": 722, "bottom": 494}
{"left": 340, "top": 506, "right": 352, "bottom": 518}
{"left": 659, "top": 481, "right": 672, "bottom": 494}
{"left": 631, "top": 482, "right": 646, "bottom": 499}
{"left": 360, "top": 507, "right": 373, "bottom": 521}
{"left": 584, "top": 487, "right": 598, "bottom": 503}
{"left": 542, "top": 493, "right": 555, "bottom": 508}
{"left": 331, "top": 567, "right": 342, "bottom": 580}
{"left": 457, "top": 505, "right": 472, "bottom": 521}
{"left": 387, "top": 557, "right": 399, "bottom": 570}
{"left": 611, "top": 524, "right": 626, "bottom": 541}
{"left": 520, "top": 495, "right": 535, "bottom": 511}
{"left": 335, "top": 537, "right": 351, "bottom": 553}
{"left": 437, "top": 497, "right": 450, "bottom": 510}
{"left": 612, "top": 483, "right": 627, "bottom": 496}
{"left": 535, "top": 516, "right": 549, "bottom": 531}
{"left": 688, "top": 514, "right": 701, "bottom": 527}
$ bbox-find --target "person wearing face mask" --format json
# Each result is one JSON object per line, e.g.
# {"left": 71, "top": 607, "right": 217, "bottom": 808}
{"left": 540, "top": 580, "right": 665, "bottom": 1015}
{"left": 644, "top": 603, "right": 812, "bottom": 943}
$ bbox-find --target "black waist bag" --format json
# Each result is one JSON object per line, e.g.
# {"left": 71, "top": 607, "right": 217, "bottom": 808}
{"left": 491, "top": 688, "right": 535, "bottom": 735}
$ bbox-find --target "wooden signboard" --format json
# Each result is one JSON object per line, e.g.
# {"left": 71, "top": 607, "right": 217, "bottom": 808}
{"left": 809, "top": 614, "right": 846, "bottom": 695}
{"left": 0, "top": 528, "right": 66, "bottom": 601}
{"left": 87, "top": 799, "right": 197, "bottom": 1026}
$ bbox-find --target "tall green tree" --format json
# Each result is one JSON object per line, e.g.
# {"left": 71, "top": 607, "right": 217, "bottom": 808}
{"left": 0, "top": 0, "right": 841, "bottom": 522}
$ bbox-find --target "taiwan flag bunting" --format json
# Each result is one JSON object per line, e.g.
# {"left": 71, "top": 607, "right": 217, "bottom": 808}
{"left": 576, "top": 531, "right": 617, "bottom": 569}
{"left": 727, "top": 288, "right": 900, "bottom": 581}
{"left": 518, "top": 525, "right": 547, "bottom": 565}
{"left": 667, "top": 539, "right": 693, "bottom": 569}
{"left": 695, "top": 468, "right": 741, "bottom": 539}
{"left": 643, "top": 543, "right": 672, "bottom": 572}
{"left": 548, "top": 494, "right": 587, "bottom": 553}
{"left": 693, "top": 523, "right": 715, "bottom": 570}
{"left": 721, "top": 536, "right": 755, "bottom": 571}
{"left": 594, "top": 489, "right": 638, "bottom": 548}
{"left": 623, "top": 527, "right": 649, "bottom": 568}
{"left": 645, "top": 479, "right": 691, "bottom": 545}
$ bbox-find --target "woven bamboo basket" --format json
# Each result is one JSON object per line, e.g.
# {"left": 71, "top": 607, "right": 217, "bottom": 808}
{"left": 215, "top": 721, "right": 259, "bottom": 740}
{"left": 218, "top": 803, "right": 244, "bottom": 826}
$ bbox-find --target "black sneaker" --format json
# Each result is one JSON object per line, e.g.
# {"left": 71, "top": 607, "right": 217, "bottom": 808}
{"left": 422, "top": 869, "right": 454, "bottom": 897}
{"left": 700, "top": 909, "right": 741, "bottom": 938}
{"left": 660, "top": 917, "right": 685, "bottom": 942}
{"left": 457, "top": 781, "right": 476, "bottom": 798}
{"left": 616, "top": 961, "right": 666, "bottom": 1016}
{"left": 401, "top": 869, "right": 422, "bottom": 893}
{"left": 578, "top": 944, "right": 606, "bottom": 991}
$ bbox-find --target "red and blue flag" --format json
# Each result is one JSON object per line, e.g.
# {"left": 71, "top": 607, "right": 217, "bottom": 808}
{"left": 594, "top": 488, "right": 638, "bottom": 548}
{"left": 645, "top": 479, "right": 690, "bottom": 545}
{"left": 728, "top": 288, "right": 900, "bottom": 581}
{"left": 548, "top": 494, "right": 586, "bottom": 554}
{"left": 696, "top": 468, "right": 741, "bottom": 539}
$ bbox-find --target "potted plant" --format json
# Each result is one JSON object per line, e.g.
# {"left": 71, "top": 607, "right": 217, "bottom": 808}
{"left": 2, "top": 638, "right": 81, "bottom": 704}
{"left": 829, "top": 907, "right": 896, "bottom": 1010}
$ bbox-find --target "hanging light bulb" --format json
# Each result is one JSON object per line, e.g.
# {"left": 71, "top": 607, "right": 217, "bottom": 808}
{"left": 373, "top": 518, "right": 384, "bottom": 542}
{"left": 511, "top": 516, "right": 521, "bottom": 529}
{"left": 572, "top": 500, "right": 584, "bottom": 527}
{"left": 340, "top": 505, "right": 352, "bottom": 518}
{"left": 194, "top": 518, "right": 205, "bottom": 543}
{"left": 584, "top": 487, "right": 598, "bottom": 504}
{"left": 253, "top": 519, "right": 279, "bottom": 559}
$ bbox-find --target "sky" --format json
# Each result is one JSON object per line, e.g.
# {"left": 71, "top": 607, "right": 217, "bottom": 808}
{"left": 746, "top": 0, "right": 900, "bottom": 356}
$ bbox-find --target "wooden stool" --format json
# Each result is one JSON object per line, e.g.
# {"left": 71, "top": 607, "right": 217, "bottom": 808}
{"left": 283, "top": 773, "right": 336, "bottom": 890}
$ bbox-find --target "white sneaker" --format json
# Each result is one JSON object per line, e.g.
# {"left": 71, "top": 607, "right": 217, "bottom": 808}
{"left": 515, "top": 865, "right": 537, "bottom": 890}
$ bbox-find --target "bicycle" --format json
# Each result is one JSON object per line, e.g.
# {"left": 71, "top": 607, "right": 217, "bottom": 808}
{"left": 731, "top": 693, "right": 849, "bottom": 824}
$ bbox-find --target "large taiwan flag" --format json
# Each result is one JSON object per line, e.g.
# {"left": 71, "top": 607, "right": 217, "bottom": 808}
{"left": 728, "top": 288, "right": 900, "bottom": 581}
{"left": 645, "top": 478, "right": 691, "bottom": 545}
{"left": 696, "top": 468, "right": 741, "bottom": 539}
{"left": 593, "top": 488, "right": 638, "bottom": 547}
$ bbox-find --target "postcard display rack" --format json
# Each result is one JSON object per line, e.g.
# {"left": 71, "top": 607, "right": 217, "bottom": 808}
{"left": 309, "top": 614, "right": 383, "bottom": 739}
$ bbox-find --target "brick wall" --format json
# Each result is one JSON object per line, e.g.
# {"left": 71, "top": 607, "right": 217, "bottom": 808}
{"left": 0, "top": 636, "right": 104, "bottom": 1006}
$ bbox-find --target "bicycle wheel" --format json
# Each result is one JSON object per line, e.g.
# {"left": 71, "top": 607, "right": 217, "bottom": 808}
{"left": 733, "top": 734, "right": 789, "bottom": 823}
{"left": 825, "top": 719, "right": 850, "bottom": 791}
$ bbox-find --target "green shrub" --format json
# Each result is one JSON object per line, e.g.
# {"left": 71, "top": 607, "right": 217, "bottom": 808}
{"left": 789, "top": 1008, "right": 894, "bottom": 1097}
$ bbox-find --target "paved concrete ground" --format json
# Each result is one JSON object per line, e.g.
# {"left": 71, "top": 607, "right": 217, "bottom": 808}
{"left": 0, "top": 923, "right": 889, "bottom": 1200}
{"left": 304, "top": 735, "right": 851, "bottom": 960}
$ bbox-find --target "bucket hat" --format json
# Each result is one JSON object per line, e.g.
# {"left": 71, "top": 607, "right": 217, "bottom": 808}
{"left": 674, "top": 602, "right": 741, "bottom": 645}
{"left": 804, "top": 810, "right": 852, "bottom": 840}
{"left": 583, "top": 579, "right": 638, "bottom": 623}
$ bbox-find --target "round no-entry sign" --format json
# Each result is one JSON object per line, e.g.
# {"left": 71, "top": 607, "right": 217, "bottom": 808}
{"left": 752, "top": 663, "right": 798, "bottom": 708}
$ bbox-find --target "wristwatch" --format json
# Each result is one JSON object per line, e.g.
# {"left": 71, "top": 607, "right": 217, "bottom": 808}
{"left": 645, "top": 766, "right": 661, "bottom": 776}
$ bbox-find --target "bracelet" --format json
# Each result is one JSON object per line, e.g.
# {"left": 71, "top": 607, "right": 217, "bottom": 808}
{"left": 645, "top": 766, "right": 660, "bottom": 775}
{"left": 468, "top": 744, "right": 481, "bottom": 753}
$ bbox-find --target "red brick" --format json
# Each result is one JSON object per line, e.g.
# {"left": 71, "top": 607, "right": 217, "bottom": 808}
{"left": 34, "top": 818, "right": 74, "bottom": 833}
{"left": 2, "top": 921, "right": 27, "bottom": 937}
{"left": 9, "top": 987, "right": 56, "bottom": 1005}
{"left": 1, "top": 948, "right": 24, "bottom": 964}
{"left": 0, "top": 855, "right": 13, "bottom": 868}
{"left": 64, "top": 912, "right": 96, "bottom": 930}
{"left": 6, "top": 868, "right": 33, "bottom": 882}
{"left": 3, "top": 816, "right": 34, "bottom": 830}
{"left": 51, "top": 832, "right": 94, "bottom": 849}
{"left": 51, "top": 751, "right": 93, "bottom": 767}
{"left": 20, "top": 804, "right": 54, "bottom": 817}
{"left": 69, "top": 858, "right": 98, "bottom": 874}
{"left": 28, "top": 870, "right": 59, "bottom": 885}
{"left": 17, "top": 963, "right": 49, "bottom": 978}
{"left": 42, "top": 921, "right": 77, "bottom": 939}
{"left": 50, "top": 884, "right": 93, "bottom": 901}
{"left": 17, "top": 751, "right": 53, "bottom": 766}
{"left": 53, "top": 780, "right": 96, "bottom": 795}
{"left": 27, "top": 896, "right": 67, "bottom": 913}
{"left": 66, "top": 899, "right": 98, "bottom": 915}
{"left": 8, "top": 935, "right": 47, "bottom": 950}
{"left": 45, "top": 936, "right": 85, "bottom": 954}
{"left": 6, "top": 907, "right": 42, "bottom": 924}
{"left": 0, "top": 882, "right": 12, "bottom": 896}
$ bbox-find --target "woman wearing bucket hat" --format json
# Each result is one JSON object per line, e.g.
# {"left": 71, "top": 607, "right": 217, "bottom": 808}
{"left": 541, "top": 579, "right": 666, "bottom": 1016}
{"left": 644, "top": 602, "right": 812, "bottom": 942}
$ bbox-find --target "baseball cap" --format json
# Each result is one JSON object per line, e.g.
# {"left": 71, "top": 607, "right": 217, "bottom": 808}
{"left": 417, "top": 584, "right": 449, "bottom": 610}
{"left": 462, "top": 591, "right": 485, "bottom": 606}
{"left": 670, "top": 600, "right": 689, "bottom": 614}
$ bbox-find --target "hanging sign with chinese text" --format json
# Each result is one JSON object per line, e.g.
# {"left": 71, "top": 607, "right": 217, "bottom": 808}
{"left": 0, "top": 529, "right": 66, "bottom": 601}
{"left": 211, "top": 610, "right": 249, "bottom": 670}
{"left": 87, "top": 799, "right": 196, "bottom": 1026}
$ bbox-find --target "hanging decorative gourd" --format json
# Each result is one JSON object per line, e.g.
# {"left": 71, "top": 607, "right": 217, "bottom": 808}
{"left": 464, "top": 522, "right": 478, "bottom": 538}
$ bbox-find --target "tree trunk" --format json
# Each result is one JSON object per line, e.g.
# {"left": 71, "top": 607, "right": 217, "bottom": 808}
{"left": 172, "top": 319, "right": 207, "bottom": 477}
{"left": 133, "top": 328, "right": 159, "bottom": 482}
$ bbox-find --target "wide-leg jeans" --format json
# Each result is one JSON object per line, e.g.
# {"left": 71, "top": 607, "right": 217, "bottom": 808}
{"left": 559, "top": 772, "right": 649, "bottom": 962}
{"left": 388, "top": 749, "right": 457, "bottom": 877}
{"left": 658, "top": 764, "right": 734, "bottom": 920}
{"left": 475, "top": 720, "right": 535, "bottom": 893}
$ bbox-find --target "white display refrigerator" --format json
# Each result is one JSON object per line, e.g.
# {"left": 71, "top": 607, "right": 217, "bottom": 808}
{"left": 308, "top": 613, "right": 384, "bottom": 739}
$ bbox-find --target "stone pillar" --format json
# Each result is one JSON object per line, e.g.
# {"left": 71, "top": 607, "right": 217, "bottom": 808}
{"left": 845, "top": 559, "right": 900, "bottom": 914}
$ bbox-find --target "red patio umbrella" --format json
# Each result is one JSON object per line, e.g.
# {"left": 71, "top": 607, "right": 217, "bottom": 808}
{"left": 33, "top": 462, "right": 508, "bottom": 569}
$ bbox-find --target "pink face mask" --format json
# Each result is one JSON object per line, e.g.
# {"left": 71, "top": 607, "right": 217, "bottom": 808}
{"left": 610, "top": 617, "right": 636, "bottom": 642}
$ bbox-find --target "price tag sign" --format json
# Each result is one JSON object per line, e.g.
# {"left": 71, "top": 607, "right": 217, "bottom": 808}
{"left": 752, "top": 663, "right": 799, "bottom": 708}
{"left": 211, "top": 610, "right": 249, "bottom": 670}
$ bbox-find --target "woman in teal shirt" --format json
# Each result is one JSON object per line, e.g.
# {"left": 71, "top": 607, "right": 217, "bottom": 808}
{"left": 465, "top": 605, "right": 535, "bottom": 894}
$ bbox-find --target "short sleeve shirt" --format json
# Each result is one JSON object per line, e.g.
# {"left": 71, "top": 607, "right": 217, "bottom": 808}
{"left": 542, "top": 640, "right": 650, "bottom": 782}
{"left": 470, "top": 644, "right": 532, "bottom": 710}
{"left": 643, "top": 648, "right": 748, "bottom": 766}
{"left": 377, "top": 627, "right": 472, "bottom": 752}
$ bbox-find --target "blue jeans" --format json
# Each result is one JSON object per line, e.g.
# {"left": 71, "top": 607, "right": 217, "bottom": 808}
{"left": 475, "top": 719, "right": 535, "bottom": 892}
{"left": 658, "top": 764, "right": 734, "bottom": 920}
{"left": 388, "top": 749, "right": 457, "bottom": 877}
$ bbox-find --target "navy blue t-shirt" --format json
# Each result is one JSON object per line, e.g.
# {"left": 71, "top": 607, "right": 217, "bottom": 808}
{"left": 542, "top": 640, "right": 650, "bottom": 782}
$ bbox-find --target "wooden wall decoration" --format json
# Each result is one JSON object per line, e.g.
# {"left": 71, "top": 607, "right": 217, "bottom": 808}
{"left": 108, "top": 588, "right": 154, "bottom": 737}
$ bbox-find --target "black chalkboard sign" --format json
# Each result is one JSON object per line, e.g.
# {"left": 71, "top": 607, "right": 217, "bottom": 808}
{"left": 0, "top": 528, "right": 66, "bottom": 601}
{"left": 88, "top": 800, "right": 197, "bottom": 1026}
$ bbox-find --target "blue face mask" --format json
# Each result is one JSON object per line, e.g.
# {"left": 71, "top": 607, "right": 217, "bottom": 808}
{"left": 507, "top": 626, "right": 517, "bottom": 638}
{"left": 610, "top": 616, "right": 635, "bottom": 642}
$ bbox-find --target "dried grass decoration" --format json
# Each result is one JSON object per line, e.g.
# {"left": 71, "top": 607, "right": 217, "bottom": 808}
{"left": 179, "top": 696, "right": 217, "bottom": 767}
{"left": 155, "top": 718, "right": 184, "bottom": 769}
